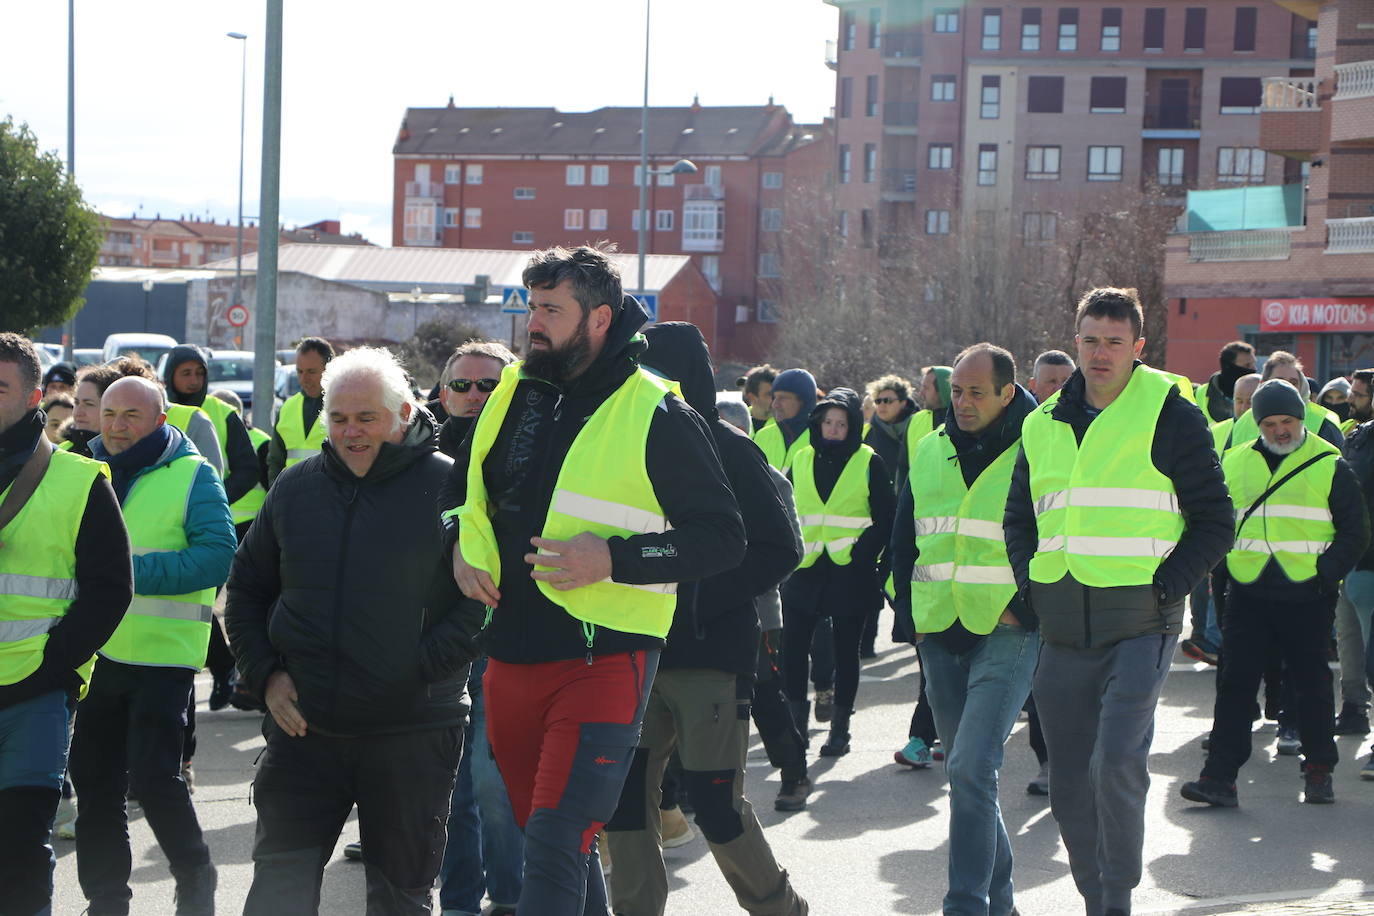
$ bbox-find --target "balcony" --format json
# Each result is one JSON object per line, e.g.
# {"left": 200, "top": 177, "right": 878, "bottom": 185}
{"left": 404, "top": 181, "right": 443, "bottom": 199}
{"left": 1263, "top": 77, "right": 1319, "bottom": 111}
{"left": 881, "top": 169, "right": 917, "bottom": 201}
{"left": 1142, "top": 105, "right": 1201, "bottom": 135}
{"left": 1332, "top": 60, "right": 1374, "bottom": 142}
{"left": 1260, "top": 77, "right": 1323, "bottom": 157}
{"left": 1334, "top": 61, "right": 1374, "bottom": 101}
{"left": 825, "top": 39, "right": 837, "bottom": 71}
{"left": 883, "top": 102, "right": 919, "bottom": 133}
{"left": 684, "top": 184, "right": 725, "bottom": 201}
{"left": 882, "top": 31, "right": 922, "bottom": 64}
{"left": 1187, "top": 229, "right": 1291, "bottom": 262}
{"left": 1326, "top": 217, "right": 1374, "bottom": 254}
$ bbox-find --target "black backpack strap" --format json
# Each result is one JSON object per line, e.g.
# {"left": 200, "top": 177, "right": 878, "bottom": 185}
{"left": 1237, "top": 451, "right": 1336, "bottom": 532}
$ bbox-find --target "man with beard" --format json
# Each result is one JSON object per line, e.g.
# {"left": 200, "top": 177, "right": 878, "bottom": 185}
{"left": 1181, "top": 380, "right": 1368, "bottom": 807}
{"left": 440, "top": 245, "right": 744, "bottom": 915}
{"left": 1198, "top": 341, "right": 1257, "bottom": 424}
{"left": 434, "top": 340, "right": 515, "bottom": 459}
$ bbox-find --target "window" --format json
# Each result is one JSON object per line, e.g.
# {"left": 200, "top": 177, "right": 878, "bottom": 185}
{"left": 464, "top": 207, "right": 482, "bottom": 228}
{"left": 759, "top": 252, "right": 780, "bottom": 277}
{"left": 866, "top": 75, "right": 879, "bottom": 117}
{"left": 512, "top": 231, "right": 534, "bottom": 244}
{"left": 980, "top": 76, "right": 1001, "bottom": 118}
{"left": 591, "top": 164, "right": 610, "bottom": 186}
{"left": 589, "top": 208, "right": 607, "bottom": 231}
{"left": 631, "top": 210, "right": 643, "bottom": 231}
{"left": 861, "top": 209, "right": 874, "bottom": 247}
{"left": 1218, "top": 147, "right": 1266, "bottom": 182}
{"left": 402, "top": 205, "right": 435, "bottom": 244}
{"left": 1219, "top": 77, "right": 1262, "bottom": 114}
{"left": 757, "top": 300, "right": 780, "bottom": 324}
{"left": 1143, "top": 8, "right": 1165, "bottom": 51}
{"left": 634, "top": 166, "right": 676, "bottom": 186}
{"left": 1157, "top": 147, "right": 1186, "bottom": 185}
{"left": 1028, "top": 76, "right": 1064, "bottom": 113}
{"left": 564, "top": 209, "right": 584, "bottom": 230}
{"left": 923, "top": 280, "right": 942, "bottom": 302}
{"left": 837, "top": 210, "right": 850, "bottom": 239}
{"left": 925, "top": 210, "right": 951, "bottom": 234}
{"left": 1101, "top": 8, "right": 1122, "bottom": 51}
{"left": 656, "top": 210, "right": 674, "bottom": 231}
{"left": 839, "top": 77, "right": 853, "bottom": 117}
{"left": 1026, "top": 145, "right": 1061, "bottom": 179}
{"left": 928, "top": 143, "right": 954, "bottom": 169}
{"left": 443, "top": 208, "right": 459, "bottom": 228}
{"left": 762, "top": 208, "right": 783, "bottom": 231}
{"left": 514, "top": 187, "right": 535, "bottom": 200}
{"left": 1089, "top": 76, "right": 1127, "bottom": 113}
{"left": 1233, "top": 8, "right": 1256, "bottom": 52}
{"left": 863, "top": 143, "right": 877, "bottom": 182}
{"left": 982, "top": 9, "right": 1001, "bottom": 50}
{"left": 1058, "top": 9, "right": 1078, "bottom": 51}
{"left": 762, "top": 171, "right": 783, "bottom": 189}
{"left": 566, "top": 164, "right": 585, "bottom": 186}
{"left": 977, "top": 144, "right": 998, "bottom": 185}
{"left": 839, "top": 145, "right": 851, "bottom": 184}
{"left": 465, "top": 164, "right": 483, "bottom": 185}
{"left": 934, "top": 9, "right": 959, "bottom": 32}
{"left": 444, "top": 164, "right": 462, "bottom": 184}
{"left": 683, "top": 201, "right": 724, "bottom": 248}
{"left": 869, "top": 6, "right": 882, "bottom": 48}
{"left": 1183, "top": 7, "right": 1206, "bottom": 50}
{"left": 701, "top": 255, "right": 721, "bottom": 292}
{"left": 842, "top": 11, "right": 856, "bottom": 50}
{"left": 1021, "top": 9, "right": 1041, "bottom": 50}
{"left": 705, "top": 165, "right": 722, "bottom": 186}
{"left": 931, "top": 75, "right": 957, "bottom": 102}
{"left": 1023, "top": 211, "right": 1057, "bottom": 242}
{"left": 1087, "top": 145, "right": 1123, "bottom": 180}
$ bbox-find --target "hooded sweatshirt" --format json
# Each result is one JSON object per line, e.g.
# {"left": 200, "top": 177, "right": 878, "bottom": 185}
{"left": 163, "top": 344, "right": 260, "bottom": 504}
{"left": 640, "top": 322, "right": 801, "bottom": 677}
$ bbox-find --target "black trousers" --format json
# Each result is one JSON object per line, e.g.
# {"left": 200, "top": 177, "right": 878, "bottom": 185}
{"left": 69, "top": 661, "right": 209, "bottom": 914}
{"left": 752, "top": 628, "right": 807, "bottom": 781}
{"left": 1203, "top": 592, "right": 1338, "bottom": 783}
{"left": 244, "top": 720, "right": 462, "bottom": 915}
{"left": 908, "top": 655, "right": 938, "bottom": 744}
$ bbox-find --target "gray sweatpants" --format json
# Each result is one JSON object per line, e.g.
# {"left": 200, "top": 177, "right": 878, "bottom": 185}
{"left": 1033, "top": 633, "right": 1176, "bottom": 916}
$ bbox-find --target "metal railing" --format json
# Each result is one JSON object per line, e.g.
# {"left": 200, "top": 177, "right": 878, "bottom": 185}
{"left": 1262, "top": 77, "right": 1320, "bottom": 111}
{"left": 1143, "top": 105, "right": 1201, "bottom": 129}
{"left": 1187, "top": 229, "right": 1291, "bottom": 262}
{"left": 883, "top": 102, "right": 919, "bottom": 127}
{"left": 882, "top": 31, "right": 922, "bottom": 60}
{"left": 1334, "top": 60, "right": 1374, "bottom": 101}
{"left": 404, "top": 181, "right": 444, "bottom": 198}
{"left": 684, "top": 184, "right": 725, "bottom": 201}
{"left": 825, "top": 39, "right": 837, "bottom": 70}
{"left": 882, "top": 169, "right": 917, "bottom": 194}
{"left": 1326, "top": 217, "right": 1374, "bottom": 253}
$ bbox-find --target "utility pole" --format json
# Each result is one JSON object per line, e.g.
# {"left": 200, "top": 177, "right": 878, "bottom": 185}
{"left": 251, "top": 0, "right": 282, "bottom": 426}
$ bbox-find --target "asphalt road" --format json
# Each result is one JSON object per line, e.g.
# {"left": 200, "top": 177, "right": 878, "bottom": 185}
{"left": 50, "top": 641, "right": 1374, "bottom": 915}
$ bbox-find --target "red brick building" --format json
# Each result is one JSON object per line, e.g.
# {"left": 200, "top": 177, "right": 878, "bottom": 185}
{"left": 1164, "top": 0, "right": 1374, "bottom": 382}
{"left": 98, "top": 216, "right": 371, "bottom": 269}
{"left": 390, "top": 102, "right": 831, "bottom": 361}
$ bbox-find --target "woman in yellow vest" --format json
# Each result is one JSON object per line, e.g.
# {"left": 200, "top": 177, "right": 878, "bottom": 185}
{"left": 782, "top": 388, "right": 894, "bottom": 757}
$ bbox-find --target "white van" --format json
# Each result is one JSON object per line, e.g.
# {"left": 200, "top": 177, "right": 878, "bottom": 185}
{"left": 102, "top": 333, "right": 179, "bottom": 367}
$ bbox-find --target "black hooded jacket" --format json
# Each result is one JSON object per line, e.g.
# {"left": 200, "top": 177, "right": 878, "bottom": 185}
{"left": 640, "top": 322, "right": 801, "bottom": 677}
{"left": 437, "top": 298, "right": 746, "bottom": 665}
{"left": 782, "top": 389, "right": 895, "bottom": 618}
{"left": 890, "top": 385, "right": 1039, "bottom": 653}
{"left": 226, "top": 408, "right": 482, "bottom": 736}
{"left": 864, "top": 396, "right": 918, "bottom": 492}
{"left": 163, "top": 344, "right": 260, "bottom": 504}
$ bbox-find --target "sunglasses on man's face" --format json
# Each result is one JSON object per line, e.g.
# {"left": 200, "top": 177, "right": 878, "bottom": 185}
{"left": 447, "top": 378, "right": 500, "bottom": 393}
{"left": 873, "top": 397, "right": 897, "bottom": 405}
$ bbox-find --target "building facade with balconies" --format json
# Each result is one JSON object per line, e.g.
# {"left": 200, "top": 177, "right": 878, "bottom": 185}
{"left": 97, "top": 216, "right": 372, "bottom": 268}
{"left": 390, "top": 102, "right": 831, "bottom": 361}
{"left": 1164, "top": 0, "right": 1374, "bottom": 382}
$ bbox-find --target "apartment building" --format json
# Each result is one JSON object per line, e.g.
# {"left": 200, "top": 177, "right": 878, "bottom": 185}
{"left": 1164, "top": 0, "right": 1374, "bottom": 382}
{"left": 825, "top": 0, "right": 1315, "bottom": 274}
{"left": 390, "top": 101, "right": 830, "bottom": 361}
{"left": 98, "top": 216, "right": 370, "bottom": 269}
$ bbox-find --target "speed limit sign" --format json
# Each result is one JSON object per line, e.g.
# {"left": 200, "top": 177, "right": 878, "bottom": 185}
{"left": 227, "top": 304, "right": 250, "bottom": 327}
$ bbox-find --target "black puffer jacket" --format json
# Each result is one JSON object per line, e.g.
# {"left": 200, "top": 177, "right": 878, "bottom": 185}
{"left": 226, "top": 409, "right": 482, "bottom": 736}
{"left": 782, "top": 388, "right": 895, "bottom": 618}
{"left": 1004, "top": 365, "right": 1233, "bottom": 649}
{"left": 641, "top": 322, "right": 800, "bottom": 677}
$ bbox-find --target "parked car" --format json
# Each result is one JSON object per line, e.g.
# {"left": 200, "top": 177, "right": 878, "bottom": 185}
{"left": 102, "top": 333, "right": 178, "bottom": 367}
{"left": 276, "top": 348, "right": 297, "bottom": 365}
{"left": 155, "top": 348, "right": 277, "bottom": 413}
{"left": 35, "top": 343, "right": 64, "bottom": 366}
{"left": 72, "top": 348, "right": 104, "bottom": 368}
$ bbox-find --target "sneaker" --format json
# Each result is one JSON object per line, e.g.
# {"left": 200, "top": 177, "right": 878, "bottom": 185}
{"left": 54, "top": 797, "right": 77, "bottom": 840}
{"left": 1180, "top": 638, "right": 1219, "bottom": 666}
{"left": 1276, "top": 726, "right": 1301, "bottom": 756}
{"left": 1303, "top": 764, "right": 1335, "bottom": 804}
{"left": 208, "top": 676, "right": 234, "bottom": 712}
{"left": 1360, "top": 753, "right": 1374, "bottom": 781}
{"left": 775, "top": 776, "right": 813, "bottom": 812}
{"left": 1027, "top": 762, "right": 1050, "bottom": 796}
{"left": 1334, "top": 704, "right": 1370, "bottom": 736}
{"left": 931, "top": 742, "right": 945, "bottom": 762}
{"left": 659, "top": 805, "right": 694, "bottom": 849}
{"left": 181, "top": 760, "right": 195, "bottom": 794}
{"left": 343, "top": 841, "right": 362, "bottom": 861}
{"left": 894, "top": 737, "right": 933, "bottom": 769}
{"left": 814, "top": 689, "right": 834, "bottom": 723}
{"left": 1180, "top": 776, "right": 1239, "bottom": 807}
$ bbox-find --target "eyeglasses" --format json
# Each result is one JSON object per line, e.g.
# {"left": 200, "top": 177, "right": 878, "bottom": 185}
{"left": 447, "top": 378, "right": 499, "bottom": 393}
{"left": 873, "top": 397, "right": 897, "bottom": 405}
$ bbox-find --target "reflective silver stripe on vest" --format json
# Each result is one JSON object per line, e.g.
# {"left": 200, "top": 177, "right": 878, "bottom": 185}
{"left": 1035, "top": 491, "right": 1067, "bottom": 517}
{"left": 1068, "top": 487, "right": 1179, "bottom": 513}
{"left": 957, "top": 519, "right": 1005, "bottom": 542}
{"left": 1234, "top": 538, "right": 1330, "bottom": 556}
{"left": 1039, "top": 535, "right": 1177, "bottom": 557}
{"left": 914, "top": 516, "right": 958, "bottom": 537}
{"left": 826, "top": 536, "right": 861, "bottom": 554}
{"left": 799, "top": 514, "right": 873, "bottom": 530}
{"left": 552, "top": 489, "right": 669, "bottom": 535}
{"left": 912, "top": 562, "right": 955, "bottom": 583}
{"left": 0, "top": 617, "right": 59, "bottom": 643}
{"left": 126, "top": 596, "right": 214, "bottom": 623}
{"left": 952, "top": 565, "right": 1016, "bottom": 585}
{"left": 287, "top": 449, "right": 317, "bottom": 460}
{"left": 0, "top": 573, "right": 77, "bottom": 602}
{"left": 1250, "top": 504, "right": 1333, "bottom": 523}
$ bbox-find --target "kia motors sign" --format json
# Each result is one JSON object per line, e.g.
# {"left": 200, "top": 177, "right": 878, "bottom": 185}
{"left": 1259, "top": 298, "right": 1374, "bottom": 333}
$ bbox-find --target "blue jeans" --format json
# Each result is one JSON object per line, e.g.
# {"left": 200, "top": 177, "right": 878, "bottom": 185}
{"left": 0, "top": 689, "right": 72, "bottom": 916}
{"left": 920, "top": 624, "right": 1040, "bottom": 916}
{"left": 440, "top": 657, "right": 525, "bottom": 914}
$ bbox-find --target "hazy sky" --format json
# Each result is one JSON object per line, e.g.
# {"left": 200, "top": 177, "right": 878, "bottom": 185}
{"left": 3, "top": 1, "right": 839, "bottom": 246}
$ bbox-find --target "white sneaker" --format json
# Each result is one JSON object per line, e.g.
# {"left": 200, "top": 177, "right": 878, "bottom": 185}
{"left": 54, "top": 797, "right": 77, "bottom": 840}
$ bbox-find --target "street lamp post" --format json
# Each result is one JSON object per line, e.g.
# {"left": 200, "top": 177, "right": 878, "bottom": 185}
{"left": 228, "top": 32, "right": 248, "bottom": 318}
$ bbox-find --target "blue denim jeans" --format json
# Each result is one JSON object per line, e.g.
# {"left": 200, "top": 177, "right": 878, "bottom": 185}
{"left": 0, "top": 688, "right": 72, "bottom": 916}
{"left": 440, "top": 657, "right": 525, "bottom": 914}
{"left": 920, "top": 624, "right": 1040, "bottom": 916}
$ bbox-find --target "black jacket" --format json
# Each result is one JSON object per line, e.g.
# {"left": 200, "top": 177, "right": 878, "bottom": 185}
{"left": 891, "top": 385, "right": 1039, "bottom": 653}
{"left": 782, "top": 388, "right": 895, "bottom": 619}
{"left": 164, "top": 344, "right": 260, "bottom": 504}
{"left": 641, "top": 322, "right": 800, "bottom": 677}
{"left": 437, "top": 414, "right": 474, "bottom": 460}
{"left": 0, "top": 411, "right": 133, "bottom": 708}
{"left": 226, "top": 409, "right": 482, "bottom": 737}
{"left": 863, "top": 397, "right": 918, "bottom": 493}
{"left": 1004, "top": 365, "right": 1233, "bottom": 649}
{"left": 437, "top": 297, "right": 746, "bottom": 665}
{"left": 1345, "top": 420, "right": 1374, "bottom": 571}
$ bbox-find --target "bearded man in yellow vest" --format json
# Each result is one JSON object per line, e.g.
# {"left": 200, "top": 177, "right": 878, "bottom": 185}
{"left": 1004, "top": 288, "right": 1233, "bottom": 916}
{"left": 441, "top": 245, "right": 745, "bottom": 915}
{"left": 893, "top": 343, "right": 1041, "bottom": 916}
{"left": 267, "top": 336, "right": 334, "bottom": 486}
{"left": 71, "top": 376, "right": 236, "bottom": 916}
{"left": 0, "top": 334, "right": 133, "bottom": 916}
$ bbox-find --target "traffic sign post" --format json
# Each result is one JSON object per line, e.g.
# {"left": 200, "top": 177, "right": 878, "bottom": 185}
{"left": 501, "top": 287, "right": 528, "bottom": 352}
{"left": 638, "top": 294, "right": 658, "bottom": 323}
{"left": 227, "top": 303, "right": 250, "bottom": 327}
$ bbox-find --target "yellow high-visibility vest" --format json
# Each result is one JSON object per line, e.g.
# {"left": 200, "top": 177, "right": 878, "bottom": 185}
{"left": 755, "top": 419, "right": 807, "bottom": 472}
{"left": 277, "top": 392, "right": 326, "bottom": 468}
{"left": 230, "top": 426, "right": 270, "bottom": 525}
{"left": 1224, "top": 432, "right": 1337, "bottom": 584}
{"left": 791, "top": 444, "right": 874, "bottom": 568}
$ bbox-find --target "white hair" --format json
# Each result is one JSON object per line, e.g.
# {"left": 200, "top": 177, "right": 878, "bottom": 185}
{"left": 321, "top": 347, "right": 416, "bottom": 422}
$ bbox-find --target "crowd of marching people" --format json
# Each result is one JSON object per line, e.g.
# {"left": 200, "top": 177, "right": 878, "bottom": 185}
{"left": 5, "top": 243, "right": 1374, "bottom": 916}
